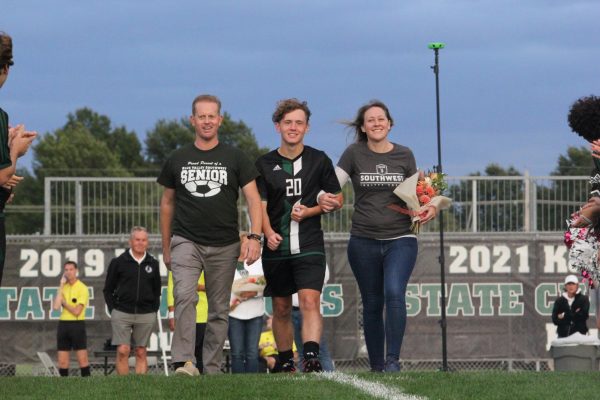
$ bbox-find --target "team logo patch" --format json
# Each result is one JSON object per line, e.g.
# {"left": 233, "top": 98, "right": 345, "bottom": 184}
{"left": 145, "top": 265, "right": 153, "bottom": 274}
{"left": 376, "top": 164, "right": 388, "bottom": 175}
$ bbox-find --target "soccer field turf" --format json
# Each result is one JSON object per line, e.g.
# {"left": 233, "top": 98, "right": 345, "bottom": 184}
{"left": 1, "top": 371, "right": 599, "bottom": 400}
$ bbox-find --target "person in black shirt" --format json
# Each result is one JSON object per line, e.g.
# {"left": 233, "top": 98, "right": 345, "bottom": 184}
{"left": 158, "top": 94, "right": 262, "bottom": 376}
{"left": 103, "top": 226, "right": 161, "bottom": 375}
{"left": 552, "top": 274, "right": 589, "bottom": 338}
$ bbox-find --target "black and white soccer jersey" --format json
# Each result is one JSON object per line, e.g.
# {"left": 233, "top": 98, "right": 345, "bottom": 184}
{"left": 256, "top": 146, "right": 341, "bottom": 260}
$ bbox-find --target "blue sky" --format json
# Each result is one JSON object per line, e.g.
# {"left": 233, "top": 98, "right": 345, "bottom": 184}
{"left": 2, "top": 0, "right": 599, "bottom": 176}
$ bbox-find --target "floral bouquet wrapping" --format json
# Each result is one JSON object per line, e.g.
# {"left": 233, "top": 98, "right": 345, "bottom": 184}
{"left": 564, "top": 212, "right": 600, "bottom": 288}
{"left": 232, "top": 275, "right": 266, "bottom": 298}
{"left": 389, "top": 171, "right": 452, "bottom": 233}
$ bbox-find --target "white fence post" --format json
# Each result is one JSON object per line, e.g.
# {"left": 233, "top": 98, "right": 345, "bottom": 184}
{"left": 75, "top": 180, "right": 83, "bottom": 235}
{"left": 524, "top": 171, "right": 530, "bottom": 232}
{"left": 471, "top": 179, "right": 477, "bottom": 233}
{"left": 43, "top": 178, "right": 51, "bottom": 235}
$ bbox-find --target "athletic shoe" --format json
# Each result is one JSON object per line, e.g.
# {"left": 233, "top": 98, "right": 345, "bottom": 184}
{"left": 302, "top": 357, "right": 323, "bottom": 373}
{"left": 280, "top": 360, "right": 297, "bottom": 373}
{"left": 384, "top": 359, "right": 401, "bottom": 372}
{"left": 175, "top": 361, "right": 200, "bottom": 376}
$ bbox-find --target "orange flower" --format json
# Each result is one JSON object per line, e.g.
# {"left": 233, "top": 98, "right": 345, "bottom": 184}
{"left": 419, "top": 194, "right": 431, "bottom": 204}
{"left": 426, "top": 186, "right": 436, "bottom": 196}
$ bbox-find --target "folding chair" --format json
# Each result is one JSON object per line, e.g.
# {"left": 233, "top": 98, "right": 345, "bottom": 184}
{"left": 37, "top": 351, "right": 60, "bottom": 377}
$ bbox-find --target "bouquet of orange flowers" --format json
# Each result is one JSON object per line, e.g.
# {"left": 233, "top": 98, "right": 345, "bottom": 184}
{"left": 417, "top": 171, "right": 448, "bottom": 205}
{"left": 388, "top": 171, "right": 452, "bottom": 233}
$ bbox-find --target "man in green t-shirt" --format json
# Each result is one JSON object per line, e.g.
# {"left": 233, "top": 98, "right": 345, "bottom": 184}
{"left": 157, "top": 94, "right": 262, "bottom": 376}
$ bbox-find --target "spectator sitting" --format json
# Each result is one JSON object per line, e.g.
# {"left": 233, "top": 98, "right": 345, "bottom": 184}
{"left": 552, "top": 274, "right": 590, "bottom": 338}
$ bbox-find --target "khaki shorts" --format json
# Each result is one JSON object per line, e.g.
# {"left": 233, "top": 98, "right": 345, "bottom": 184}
{"left": 111, "top": 309, "right": 156, "bottom": 347}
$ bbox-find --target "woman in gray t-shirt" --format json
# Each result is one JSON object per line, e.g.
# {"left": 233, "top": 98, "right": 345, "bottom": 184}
{"left": 334, "top": 100, "right": 437, "bottom": 372}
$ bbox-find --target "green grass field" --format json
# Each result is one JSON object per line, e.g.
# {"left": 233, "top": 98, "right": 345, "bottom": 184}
{"left": 1, "top": 371, "right": 599, "bottom": 400}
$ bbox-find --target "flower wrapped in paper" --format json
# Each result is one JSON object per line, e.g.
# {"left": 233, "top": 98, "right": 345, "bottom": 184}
{"left": 389, "top": 171, "right": 452, "bottom": 233}
{"left": 232, "top": 275, "right": 266, "bottom": 298}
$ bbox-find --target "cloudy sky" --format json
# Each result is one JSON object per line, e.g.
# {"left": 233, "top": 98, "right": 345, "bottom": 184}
{"left": 2, "top": 0, "right": 599, "bottom": 176}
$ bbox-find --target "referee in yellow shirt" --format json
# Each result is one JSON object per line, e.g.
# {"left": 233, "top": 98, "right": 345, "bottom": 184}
{"left": 52, "top": 261, "right": 90, "bottom": 377}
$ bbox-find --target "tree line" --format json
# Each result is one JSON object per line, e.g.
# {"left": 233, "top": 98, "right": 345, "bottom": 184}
{"left": 5, "top": 107, "right": 593, "bottom": 234}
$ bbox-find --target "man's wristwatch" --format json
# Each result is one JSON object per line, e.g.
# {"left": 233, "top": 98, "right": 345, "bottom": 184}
{"left": 247, "top": 233, "right": 262, "bottom": 242}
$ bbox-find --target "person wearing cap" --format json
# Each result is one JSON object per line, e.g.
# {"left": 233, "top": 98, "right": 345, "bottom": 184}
{"left": 551, "top": 275, "right": 590, "bottom": 338}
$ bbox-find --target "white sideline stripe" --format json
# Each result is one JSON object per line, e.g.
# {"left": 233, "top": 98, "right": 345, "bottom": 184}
{"left": 319, "top": 371, "right": 428, "bottom": 400}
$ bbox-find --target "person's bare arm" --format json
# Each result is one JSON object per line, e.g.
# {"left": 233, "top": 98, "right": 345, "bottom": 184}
{"left": 241, "top": 180, "right": 262, "bottom": 265}
{"left": 261, "top": 201, "right": 282, "bottom": 251}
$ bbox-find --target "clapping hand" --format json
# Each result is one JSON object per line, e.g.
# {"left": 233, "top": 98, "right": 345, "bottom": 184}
{"left": 8, "top": 125, "right": 37, "bottom": 157}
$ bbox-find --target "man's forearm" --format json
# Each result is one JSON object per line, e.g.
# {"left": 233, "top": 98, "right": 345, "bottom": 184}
{"left": 160, "top": 203, "right": 174, "bottom": 250}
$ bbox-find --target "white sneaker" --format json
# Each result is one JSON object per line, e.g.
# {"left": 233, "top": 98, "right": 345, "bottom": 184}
{"left": 175, "top": 361, "right": 199, "bottom": 376}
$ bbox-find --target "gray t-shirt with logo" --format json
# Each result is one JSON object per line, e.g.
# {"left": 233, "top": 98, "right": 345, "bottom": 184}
{"left": 338, "top": 141, "right": 417, "bottom": 239}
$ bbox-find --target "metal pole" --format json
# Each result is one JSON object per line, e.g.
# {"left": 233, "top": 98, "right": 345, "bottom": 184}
{"left": 157, "top": 310, "right": 169, "bottom": 376}
{"left": 429, "top": 42, "right": 448, "bottom": 372}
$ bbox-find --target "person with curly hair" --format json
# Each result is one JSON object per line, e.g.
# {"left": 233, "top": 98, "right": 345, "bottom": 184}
{"left": 567, "top": 95, "right": 600, "bottom": 227}
{"left": 567, "top": 95, "right": 600, "bottom": 332}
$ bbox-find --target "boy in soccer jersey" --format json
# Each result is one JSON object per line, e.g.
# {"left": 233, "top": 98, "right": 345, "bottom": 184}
{"left": 255, "top": 99, "right": 343, "bottom": 372}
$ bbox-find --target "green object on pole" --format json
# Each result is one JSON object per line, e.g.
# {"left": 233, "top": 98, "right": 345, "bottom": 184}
{"left": 428, "top": 42, "right": 446, "bottom": 49}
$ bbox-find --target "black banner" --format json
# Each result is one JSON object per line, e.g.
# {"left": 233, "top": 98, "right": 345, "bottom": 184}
{"left": 0, "top": 233, "right": 583, "bottom": 363}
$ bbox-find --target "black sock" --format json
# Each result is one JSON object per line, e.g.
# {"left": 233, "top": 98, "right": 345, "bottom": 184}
{"left": 80, "top": 366, "right": 91, "bottom": 377}
{"left": 279, "top": 349, "right": 294, "bottom": 364}
{"left": 303, "top": 341, "right": 320, "bottom": 359}
{"left": 59, "top": 368, "right": 69, "bottom": 377}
